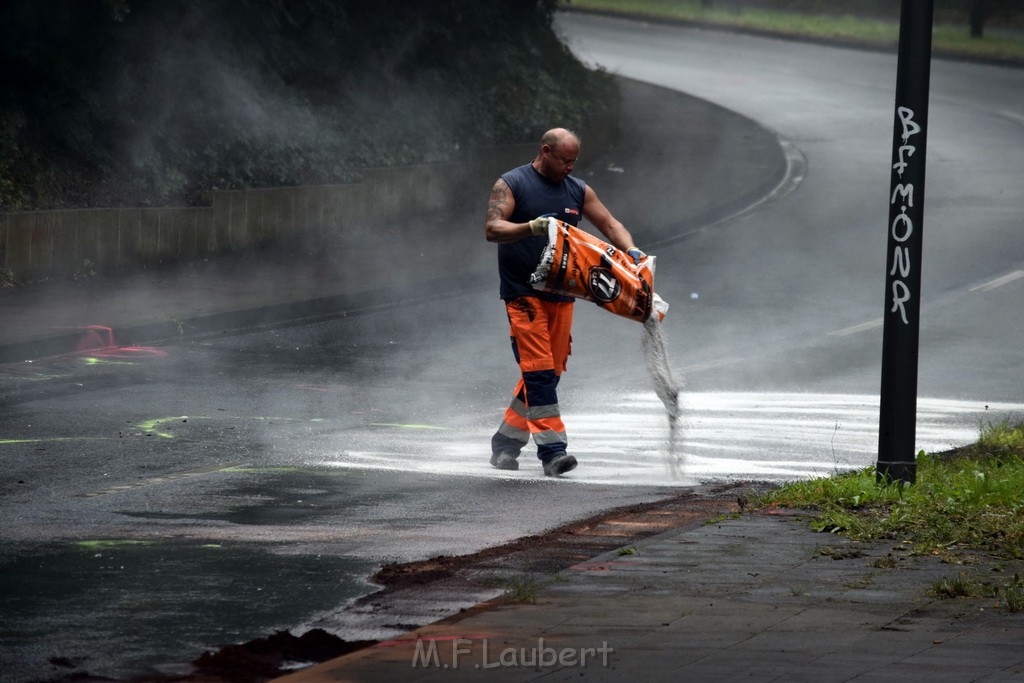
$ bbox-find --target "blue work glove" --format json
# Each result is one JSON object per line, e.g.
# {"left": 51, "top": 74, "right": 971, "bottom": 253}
{"left": 627, "top": 247, "right": 645, "bottom": 265}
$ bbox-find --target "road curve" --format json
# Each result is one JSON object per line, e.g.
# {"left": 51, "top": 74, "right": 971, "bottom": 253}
{"left": 557, "top": 11, "right": 1024, "bottom": 407}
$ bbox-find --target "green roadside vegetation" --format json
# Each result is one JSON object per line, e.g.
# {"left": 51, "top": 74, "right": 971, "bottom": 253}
{"left": 756, "top": 419, "right": 1024, "bottom": 610}
{"left": 565, "top": 0, "right": 1024, "bottom": 63}
{"left": 0, "top": 0, "right": 616, "bottom": 211}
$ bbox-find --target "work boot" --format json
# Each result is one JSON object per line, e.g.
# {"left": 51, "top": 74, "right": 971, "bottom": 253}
{"left": 490, "top": 450, "right": 519, "bottom": 471}
{"left": 542, "top": 453, "right": 577, "bottom": 477}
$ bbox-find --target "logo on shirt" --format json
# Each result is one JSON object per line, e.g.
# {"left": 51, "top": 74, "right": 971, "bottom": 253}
{"left": 564, "top": 208, "right": 579, "bottom": 216}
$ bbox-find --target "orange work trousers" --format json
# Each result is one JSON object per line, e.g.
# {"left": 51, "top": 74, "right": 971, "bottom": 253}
{"left": 491, "top": 297, "right": 573, "bottom": 463}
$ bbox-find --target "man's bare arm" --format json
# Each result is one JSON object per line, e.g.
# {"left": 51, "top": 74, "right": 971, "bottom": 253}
{"left": 583, "top": 186, "right": 636, "bottom": 251}
{"left": 484, "top": 178, "right": 533, "bottom": 243}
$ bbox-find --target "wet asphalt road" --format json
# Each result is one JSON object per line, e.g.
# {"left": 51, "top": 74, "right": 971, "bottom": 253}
{"left": 1, "top": 302, "right": 694, "bottom": 680}
{"left": 558, "top": 12, "right": 1024, "bottom": 403}
{"left": 4, "top": 15, "right": 1024, "bottom": 682}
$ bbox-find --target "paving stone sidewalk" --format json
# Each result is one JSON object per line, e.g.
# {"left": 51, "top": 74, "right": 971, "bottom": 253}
{"left": 279, "top": 510, "right": 1024, "bottom": 682}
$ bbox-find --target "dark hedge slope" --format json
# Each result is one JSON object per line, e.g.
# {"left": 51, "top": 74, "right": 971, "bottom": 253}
{"left": 0, "top": 0, "right": 617, "bottom": 210}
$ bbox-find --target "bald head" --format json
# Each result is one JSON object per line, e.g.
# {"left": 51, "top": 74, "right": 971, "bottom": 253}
{"left": 540, "top": 128, "right": 581, "bottom": 154}
{"left": 534, "top": 128, "right": 581, "bottom": 182}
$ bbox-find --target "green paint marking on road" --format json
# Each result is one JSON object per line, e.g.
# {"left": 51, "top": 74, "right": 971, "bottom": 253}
{"left": 201, "top": 544, "right": 223, "bottom": 549}
{"left": 369, "top": 423, "right": 453, "bottom": 431}
{"left": 76, "top": 540, "right": 154, "bottom": 549}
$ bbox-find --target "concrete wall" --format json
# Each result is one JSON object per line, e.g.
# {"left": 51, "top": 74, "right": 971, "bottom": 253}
{"left": 0, "top": 144, "right": 534, "bottom": 281}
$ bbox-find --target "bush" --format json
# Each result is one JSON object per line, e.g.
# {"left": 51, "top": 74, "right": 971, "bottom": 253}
{"left": 0, "top": 0, "right": 615, "bottom": 210}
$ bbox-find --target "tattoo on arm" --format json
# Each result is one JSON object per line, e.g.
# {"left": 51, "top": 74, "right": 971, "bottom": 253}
{"left": 487, "top": 179, "right": 511, "bottom": 222}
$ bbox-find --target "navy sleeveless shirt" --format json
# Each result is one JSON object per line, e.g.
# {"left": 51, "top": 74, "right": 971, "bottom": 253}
{"left": 497, "top": 164, "right": 586, "bottom": 302}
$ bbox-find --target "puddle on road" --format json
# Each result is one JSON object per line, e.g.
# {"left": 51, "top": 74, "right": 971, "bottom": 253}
{"left": 0, "top": 540, "right": 378, "bottom": 681}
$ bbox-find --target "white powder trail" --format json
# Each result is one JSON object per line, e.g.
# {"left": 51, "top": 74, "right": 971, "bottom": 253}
{"left": 642, "top": 314, "right": 685, "bottom": 479}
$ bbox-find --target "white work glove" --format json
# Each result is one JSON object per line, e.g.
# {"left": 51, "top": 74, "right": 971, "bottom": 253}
{"left": 528, "top": 215, "right": 554, "bottom": 236}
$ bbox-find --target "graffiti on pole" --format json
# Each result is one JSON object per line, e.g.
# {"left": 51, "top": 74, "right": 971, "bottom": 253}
{"left": 888, "top": 106, "right": 922, "bottom": 326}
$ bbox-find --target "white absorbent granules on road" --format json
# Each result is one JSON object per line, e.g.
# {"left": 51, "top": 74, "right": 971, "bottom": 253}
{"left": 642, "top": 314, "right": 685, "bottom": 479}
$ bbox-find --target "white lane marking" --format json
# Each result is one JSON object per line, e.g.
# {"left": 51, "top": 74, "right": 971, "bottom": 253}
{"left": 827, "top": 318, "right": 883, "bottom": 337}
{"left": 644, "top": 139, "right": 808, "bottom": 251}
{"left": 969, "top": 270, "right": 1024, "bottom": 293}
{"left": 827, "top": 270, "right": 1022, "bottom": 336}
{"left": 997, "top": 110, "right": 1024, "bottom": 126}
{"left": 317, "top": 393, "right": 1024, "bottom": 486}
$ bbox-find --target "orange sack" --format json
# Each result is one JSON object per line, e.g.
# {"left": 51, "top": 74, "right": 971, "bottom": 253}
{"left": 529, "top": 218, "right": 668, "bottom": 323}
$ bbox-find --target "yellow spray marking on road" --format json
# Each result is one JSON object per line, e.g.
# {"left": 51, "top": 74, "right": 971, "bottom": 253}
{"left": 369, "top": 423, "right": 453, "bottom": 430}
{"left": 222, "top": 466, "right": 349, "bottom": 477}
{"left": 0, "top": 372, "right": 68, "bottom": 381}
{"left": 83, "top": 357, "right": 136, "bottom": 366}
{"left": 78, "top": 462, "right": 244, "bottom": 498}
{"left": 136, "top": 416, "right": 199, "bottom": 439}
{"left": 0, "top": 437, "right": 109, "bottom": 445}
{"left": 78, "top": 463, "right": 344, "bottom": 498}
{"left": 75, "top": 540, "right": 154, "bottom": 549}
{"left": 222, "top": 466, "right": 304, "bottom": 473}
{"left": 135, "top": 415, "right": 332, "bottom": 439}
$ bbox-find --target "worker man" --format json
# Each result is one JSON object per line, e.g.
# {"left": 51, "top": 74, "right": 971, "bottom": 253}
{"left": 484, "top": 127, "right": 643, "bottom": 476}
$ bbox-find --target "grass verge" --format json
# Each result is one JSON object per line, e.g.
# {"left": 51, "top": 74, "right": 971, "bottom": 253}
{"left": 756, "top": 419, "right": 1024, "bottom": 560}
{"left": 756, "top": 419, "right": 1024, "bottom": 610}
{"left": 927, "top": 571, "right": 1024, "bottom": 612}
{"left": 565, "top": 0, "right": 1024, "bottom": 64}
